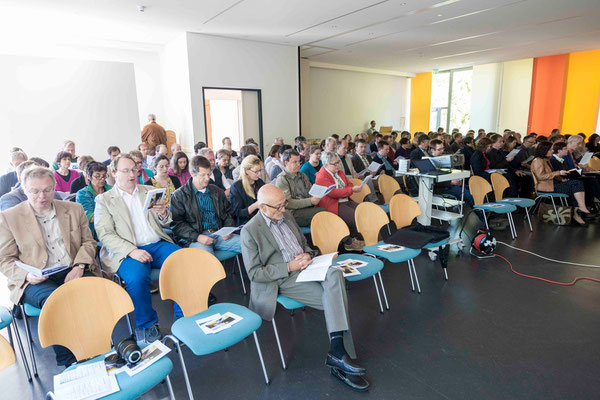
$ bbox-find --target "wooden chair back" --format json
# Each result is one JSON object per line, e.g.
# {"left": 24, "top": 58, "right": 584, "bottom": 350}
{"left": 160, "top": 248, "right": 225, "bottom": 317}
{"left": 589, "top": 156, "right": 600, "bottom": 171}
{"left": 348, "top": 178, "right": 370, "bottom": 203}
{"left": 490, "top": 172, "right": 509, "bottom": 201}
{"left": 355, "top": 202, "right": 389, "bottom": 246}
{"left": 379, "top": 126, "right": 393, "bottom": 134}
{"left": 469, "top": 175, "right": 492, "bottom": 206}
{"left": 0, "top": 336, "right": 15, "bottom": 371}
{"left": 311, "top": 211, "right": 350, "bottom": 254}
{"left": 378, "top": 174, "right": 400, "bottom": 203}
{"left": 389, "top": 194, "right": 421, "bottom": 229}
{"left": 38, "top": 277, "right": 134, "bottom": 361}
{"left": 166, "top": 130, "right": 177, "bottom": 156}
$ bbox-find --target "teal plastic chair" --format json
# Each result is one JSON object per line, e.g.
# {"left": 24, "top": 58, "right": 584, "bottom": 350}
{"left": 491, "top": 172, "right": 536, "bottom": 232}
{"left": 272, "top": 295, "right": 305, "bottom": 370}
{"left": 39, "top": 277, "right": 175, "bottom": 400}
{"left": 19, "top": 302, "right": 41, "bottom": 377}
{"left": 300, "top": 226, "right": 311, "bottom": 235}
{"left": 160, "top": 249, "right": 269, "bottom": 399}
{"left": 215, "top": 249, "right": 247, "bottom": 295}
{"left": 1, "top": 306, "right": 32, "bottom": 381}
{"left": 469, "top": 176, "right": 518, "bottom": 239}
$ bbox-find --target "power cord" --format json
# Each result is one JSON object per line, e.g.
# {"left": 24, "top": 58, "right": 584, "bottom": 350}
{"left": 496, "top": 241, "right": 600, "bottom": 269}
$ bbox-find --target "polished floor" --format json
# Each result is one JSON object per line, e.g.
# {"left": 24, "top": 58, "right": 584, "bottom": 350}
{"left": 2, "top": 210, "right": 600, "bottom": 399}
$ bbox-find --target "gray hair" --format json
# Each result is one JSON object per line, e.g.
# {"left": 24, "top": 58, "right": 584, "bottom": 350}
{"left": 567, "top": 135, "right": 583, "bottom": 145}
{"left": 16, "top": 160, "right": 38, "bottom": 181}
{"left": 170, "top": 143, "right": 181, "bottom": 152}
{"left": 22, "top": 166, "right": 55, "bottom": 187}
{"left": 63, "top": 140, "right": 75, "bottom": 148}
{"left": 10, "top": 150, "right": 27, "bottom": 162}
{"left": 325, "top": 136, "right": 337, "bottom": 146}
{"left": 322, "top": 151, "right": 340, "bottom": 166}
{"left": 148, "top": 113, "right": 156, "bottom": 121}
{"left": 197, "top": 147, "right": 214, "bottom": 157}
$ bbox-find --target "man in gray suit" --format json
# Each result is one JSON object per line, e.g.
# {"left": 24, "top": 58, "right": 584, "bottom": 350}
{"left": 241, "top": 185, "right": 369, "bottom": 391}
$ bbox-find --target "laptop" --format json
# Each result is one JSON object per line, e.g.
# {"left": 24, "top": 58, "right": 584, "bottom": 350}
{"left": 413, "top": 159, "right": 452, "bottom": 176}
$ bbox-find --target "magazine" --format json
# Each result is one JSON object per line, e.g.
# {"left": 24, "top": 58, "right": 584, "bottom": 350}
{"left": 143, "top": 188, "right": 166, "bottom": 211}
{"left": 196, "top": 312, "right": 243, "bottom": 334}
{"left": 377, "top": 244, "right": 405, "bottom": 252}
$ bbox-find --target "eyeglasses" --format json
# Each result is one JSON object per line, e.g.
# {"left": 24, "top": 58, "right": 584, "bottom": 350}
{"left": 92, "top": 174, "right": 107, "bottom": 180}
{"left": 263, "top": 200, "right": 288, "bottom": 211}
{"left": 117, "top": 168, "right": 139, "bottom": 175}
{"left": 134, "top": 161, "right": 143, "bottom": 166}
{"left": 248, "top": 168, "right": 261, "bottom": 175}
{"left": 27, "top": 188, "right": 54, "bottom": 196}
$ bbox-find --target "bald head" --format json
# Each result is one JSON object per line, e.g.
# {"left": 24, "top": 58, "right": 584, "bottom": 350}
{"left": 257, "top": 184, "right": 284, "bottom": 205}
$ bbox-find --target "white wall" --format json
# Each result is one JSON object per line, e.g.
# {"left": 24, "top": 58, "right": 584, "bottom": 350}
{"left": 242, "top": 91, "right": 260, "bottom": 144}
{"left": 308, "top": 67, "right": 408, "bottom": 140}
{"left": 498, "top": 58, "right": 533, "bottom": 133}
{"left": 185, "top": 33, "right": 299, "bottom": 154}
{"left": 0, "top": 55, "right": 140, "bottom": 168}
{"left": 470, "top": 63, "right": 503, "bottom": 133}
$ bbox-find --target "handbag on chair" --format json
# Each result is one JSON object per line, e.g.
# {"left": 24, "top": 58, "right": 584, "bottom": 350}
{"left": 536, "top": 202, "right": 572, "bottom": 225}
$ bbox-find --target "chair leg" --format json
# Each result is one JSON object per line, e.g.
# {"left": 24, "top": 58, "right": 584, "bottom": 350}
{"left": 482, "top": 211, "right": 489, "bottom": 230}
{"left": 551, "top": 198, "right": 559, "bottom": 220}
{"left": 10, "top": 322, "right": 32, "bottom": 381}
{"left": 443, "top": 267, "right": 448, "bottom": 281}
{"left": 20, "top": 305, "right": 38, "bottom": 377}
{"left": 377, "top": 272, "right": 390, "bottom": 310}
{"left": 525, "top": 207, "right": 533, "bottom": 232}
{"left": 372, "top": 276, "right": 384, "bottom": 314}
{"left": 165, "top": 375, "right": 176, "bottom": 400}
{"left": 252, "top": 331, "right": 270, "bottom": 385}
{"left": 272, "top": 318, "right": 286, "bottom": 369}
{"left": 163, "top": 335, "right": 194, "bottom": 400}
{"left": 410, "top": 259, "right": 421, "bottom": 294}
{"left": 407, "top": 262, "right": 415, "bottom": 292}
{"left": 236, "top": 256, "right": 247, "bottom": 295}
{"left": 507, "top": 212, "right": 517, "bottom": 239}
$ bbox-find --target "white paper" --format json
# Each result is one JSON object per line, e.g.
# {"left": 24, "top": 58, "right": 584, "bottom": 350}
{"left": 54, "top": 361, "right": 119, "bottom": 400}
{"left": 222, "top": 178, "right": 234, "bottom": 189}
{"left": 124, "top": 340, "right": 171, "bottom": 376}
{"left": 196, "top": 312, "right": 243, "bottom": 335}
{"left": 523, "top": 155, "right": 535, "bottom": 164}
{"left": 485, "top": 169, "right": 506, "bottom": 174}
{"left": 336, "top": 259, "right": 368, "bottom": 269}
{"left": 377, "top": 244, "right": 405, "bottom": 252}
{"left": 212, "top": 226, "right": 243, "bottom": 237}
{"left": 15, "top": 260, "right": 69, "bottom": 278}
{"left": 309, "top": 184, "right": 335, "bottom": 197}
{"left": 143, "top": 188, "right": 166, "bottom": 211}
{"left": 359, "top": 174, "right": 373, "bottom": 189}
{"left": 579, "top": 152, "right": 593, "bottom": 165}
{"left": 296, "top": 252, "right": 337, "bottom": 282}
{"left": 505, "top": 148, "right": 520, "bottom": 159}
{"left": 486, "top": 203, "right": 506, "bottom": 208}
{"left": 367, "top": 161, "right": 382, "bottom": 172}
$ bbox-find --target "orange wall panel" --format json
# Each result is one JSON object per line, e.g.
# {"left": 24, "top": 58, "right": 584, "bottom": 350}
{"left": 527, "top": 54, "right": 567, "bottom": 136}
{"left": 410, "top": 72, "right": 432, "bottom": 132}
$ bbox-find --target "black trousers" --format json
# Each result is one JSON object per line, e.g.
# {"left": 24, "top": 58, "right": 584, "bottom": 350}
{"left": 22, "top": 269, "right": 95, "bottom": 366}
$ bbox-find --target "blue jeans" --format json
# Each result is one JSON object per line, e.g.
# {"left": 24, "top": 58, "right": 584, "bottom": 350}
{"left": 444, "top": 185, "right": 475, "bottom": 208}
{"left": 118, "top": 240, "right": 182, "bottom": 329}
{"left": 189, "top": 233, "right": 242, "bottom": 256}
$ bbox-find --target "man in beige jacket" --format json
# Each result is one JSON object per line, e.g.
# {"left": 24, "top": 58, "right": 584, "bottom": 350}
{"left": 141, "top": 113, "right": 167, "bottom": 155}
{"left": 0, "top": 166, "right": 97, "bottom": 367}
{"left": 95, "top": 154, "right": 181, "bottom": 343}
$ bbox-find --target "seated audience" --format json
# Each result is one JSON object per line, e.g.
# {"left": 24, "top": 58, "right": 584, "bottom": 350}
{"left": 197, "top": 147, "right": 226, "bottom": 192}
{"left": 0, "top": 150, "right": 27, "bottom": 197}
{"left": 168, "top": 151, "right": 191, "bottom": 185}
{"left": 53, "top": 151, "right": 80, "bottom": 193}
{"left": 264, "top": 145, "right": 281, "bottom": 176}
{"left": 531, "top": 141, "right": 590, "bottom": 226}
{"left": 171, "top": 155, "right": 241, "bottom": 256}
{"left": 410, "top": 135, "right": 431, "bottom": 165}
{"left": 94, "top": 154, "right": 182, "bottom": 342}
{"left": 315, "top": 152, "right": 364, "bottom": 251}
{"left": 459, "top": 137, "right": 475, "bottom": 170}
{"left": 321, "top": 137, "right": 338, "bottom": 160}
{"left": 232, "top": 145, "right": 269, "bottom": 182}
{"left": 275, "top": 149, "right": 325, "bottom": 227}
{"left": 141, "top": 113, "right": 167, "bottom": 153}
{"left": 471, "top": 137, "right": 493, "bottom": 181}
{"left": 300, "top": 145, "right": 323, "bottom": 184}
{"left": 155, "top": 144, "right": 169, "bottom": 158}
{"left": 194, "top": 141, "right": 207, "bottom": 155}
{"left": 394, "top": 138, "right": 412, "bottom": 160}
{"left": 372, "top": 141, "right": 395, "bottom": 176}
{"left": 450, "top": 133, "right": 464, "bottom": 153}
{"left": 76, "top": 161, "right": 112, "bottom": 240}
{"left": 138, "top": 143, "right": 150, "bottom": 168}
{"left": 390, "top": 131, "right": 399, "bottom": 150}
{"left": 369, "top": 133, "right": 383, "bottom": 154}
{"left": 1, "top": 160, "right": 65, "bottom": 211}
{"left": 429, "top": 141, "right": 474, "bottom": 207}
{"left": 130, "top": 150, "right": 154, "bottom": 184}
{"left": 336, "top": 141, "right": 357, "bottom": 178}
{"left": 0, "top": 166, "right": 97, "bottom": 367}
{"left": 222, "top": 136, "right": 238, "bottom": 158}
{"left": 103, "top": 146, "right": 121, "bottom": 166}
{"left": 144, "top": 155, "right": 181, "bottom": 208}
{"left": 486, "top": 134, "right": 521, "bottom": 197}
{"left": 229, "top": 155, "right": 265, "bottom": 225}
{"left": 586, "top": 133, "right": 599, "bottom": 154}
{"left": 352, "top": 139, "right": 373, "bottom": 172}
{"left": 240, "top": 184, "right": 368, "bottom": 391}
{"left": 69, "top": 155, "right": 94, "bottom": 194}
{"left": 170, "top": 143, "right": 183, "bottom": 156}
{"left": 442, "top": 134, "right": 453, "bottom": 154}
{"left": 216, "top": 149, "right": 234, "bottom": 191}
{"left": 51, "top": 140, "right": 78, "bottom": 171}
{"left": 270, "top": 145, "right": 292, "bottom": 182}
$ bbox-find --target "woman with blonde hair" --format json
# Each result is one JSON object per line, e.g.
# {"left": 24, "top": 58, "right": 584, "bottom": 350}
{"left": 229, "top": 155, "right": 265, "bottom": 225}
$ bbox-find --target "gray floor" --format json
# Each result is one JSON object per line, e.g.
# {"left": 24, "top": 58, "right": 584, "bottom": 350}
{"left": 2, "top": 210, "right": 600, "bottom": 399}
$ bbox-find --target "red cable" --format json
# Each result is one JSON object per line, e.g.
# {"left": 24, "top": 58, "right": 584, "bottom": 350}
{"left": 492, "top": 253, "right": 600, "bottom": 287}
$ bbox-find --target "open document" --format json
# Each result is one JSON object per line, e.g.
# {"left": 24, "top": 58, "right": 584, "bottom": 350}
{"left": 579, "top": 152, "right": 593, "bottom": 165}
{"left": 505, "top": 148, "right": 521, "bottom": 159}
{"left": 143, "top": 188, "right": 165, "bottom": 211}
{"left": 309, "top": 184, "right": 335, "bottom": 197}
{"left": 357, "top": 161, "right": 382, "bottom": 176}
{"left": 296, "top": 252, "right": 337, "bottom": 282}
{"left": 15, "top": 260, "right": 69, "bottom": 278}
{"left": 54, "top": 361, "right": 119, "bottom": 400}
{"left": 212, "top": 226, "right": 244, "bottom": 237}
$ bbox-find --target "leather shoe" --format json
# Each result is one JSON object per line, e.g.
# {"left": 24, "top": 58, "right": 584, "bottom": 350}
{"left": 330, "top": 367, "right": 369, "bottom": 391}
{"left": 326, "top": 353, "right": 366, "bottom": 375}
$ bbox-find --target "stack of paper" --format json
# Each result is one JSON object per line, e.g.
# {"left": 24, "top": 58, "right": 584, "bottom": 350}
{"left": 333, "top": 258, "right": 368, "bottom": 277}
{"left": 54, "top": 361, "right": 119, "bottom": 400}
{"left": 296, "top": 252, "right": 338, "bottom": 282}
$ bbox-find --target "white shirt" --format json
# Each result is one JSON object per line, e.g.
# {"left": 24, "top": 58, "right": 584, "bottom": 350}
{"left": 116, "top": 185, "right": 161, "bottom": 247}
{"left": 33, "top": 204, "right": 72, "bottom": 268}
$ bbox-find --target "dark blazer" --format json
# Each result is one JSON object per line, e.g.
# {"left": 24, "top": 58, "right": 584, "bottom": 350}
{"left": 394, "top": 146, "right": 412, "bottom": 160}
{"left": 351, "top": 153, "right": 372, "bottom": 174}
{"left": 486, "top": 148, "right": 511, "bottom": 170}
{"left": 372, "top": 153, "right": 395, "bottom": 176}
{"left": 229, "top": 179, "right": 265, "bottom": 225}
{"left": 210, "top": 168, "right": 226, "bottom": 191}
{"left": 70, "top": 174, "right": 86, "bottom": 194}
{"left": 170, "top": 180, "right": 235, "bottom": 246}
{"left": 471, "top": 150, "right": 491, "bottom": 181}
{"left": 410, "top": 148, "right": 429, "bottom": 165}
{"left": 145, "top": 175, "right": 181, "bottom": 189}
{"left": 459, "top": 146, "right": 475, "bottom": 170}
{"left": 0, "top": 171, "right": 18, "bottom": 197}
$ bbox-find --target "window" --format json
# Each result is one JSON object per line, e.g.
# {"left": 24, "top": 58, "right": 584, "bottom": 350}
{"left": 430, "top": 68, "right": 472, "bottom": 133}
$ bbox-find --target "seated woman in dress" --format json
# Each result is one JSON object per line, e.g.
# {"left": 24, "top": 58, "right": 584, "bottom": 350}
{"left": 144, "top": 154, "right": 181, "bottom": 208}
{"left": 531, "top": 141, "right": 591, "bottom": 226}
{"left": 229, "top": 155, "right": 265, "bottom": 225}
{"left": 53, "top": 151, "right": 80, "bottom": 193}
{"left": 168, "top": 151, "right": 192, "bottom": 185}
{"left": 299, "top": 145, "right": 322, "bottom": 184}
{"left": 314, "top": 151, "right": 364, "bottom": 251}
{"left": 76, "top": 161, "right": 112, "bottom": 240}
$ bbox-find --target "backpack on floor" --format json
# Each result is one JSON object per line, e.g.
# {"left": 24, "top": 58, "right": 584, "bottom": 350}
{"left": 537, "top": 202, "right": 572, "bottom": 225}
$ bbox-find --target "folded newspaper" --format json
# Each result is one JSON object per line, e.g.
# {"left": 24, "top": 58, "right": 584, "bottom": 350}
{"left": 15, "top": 260, "right": 69, "bottom": 278}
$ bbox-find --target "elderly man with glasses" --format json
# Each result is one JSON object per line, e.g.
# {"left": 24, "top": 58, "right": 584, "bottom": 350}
{"left": 241, "top": 184, "right": 370, "bottom": 392}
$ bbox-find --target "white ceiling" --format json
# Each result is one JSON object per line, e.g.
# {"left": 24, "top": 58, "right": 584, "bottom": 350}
{"left": 1, "top": 0, "right": 599, "bottom": 73}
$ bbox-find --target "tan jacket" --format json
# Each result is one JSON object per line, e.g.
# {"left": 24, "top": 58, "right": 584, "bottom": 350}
{"left": 0, "top": 201, "right": 98, "bottom": 304}
{"left": 141, "top": 122, "right": 167, "bottom": 150}
{"left": 94, "top": 185, "right": 173, "bottom": 273}
{"left": 531, "top": 157, "right": 562, "bottom": 192}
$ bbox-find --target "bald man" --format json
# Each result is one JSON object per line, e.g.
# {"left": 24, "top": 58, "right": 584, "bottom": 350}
{"left": 241, "top": 185, "right": 369, "bottom": 391}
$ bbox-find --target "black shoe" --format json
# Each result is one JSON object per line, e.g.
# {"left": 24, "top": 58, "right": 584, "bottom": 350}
{"left": 579, "top": 210, "right": 596, "bottom": 219}
{"left": 326, "top": 353, "right": 366, "bottom": 375}
{"left": 330, "top": 367, "right": 370, "bottom": 391}
{"left": 208, "top": 292, "right": 217, "bottom": 306}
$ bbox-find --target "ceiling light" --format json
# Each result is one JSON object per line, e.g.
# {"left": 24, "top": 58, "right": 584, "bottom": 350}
{"left": 137, "top": 5, "right": 145, "bottom": 12}
{"left": 437, "top": 14, "right": 442, "bottom": 17}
